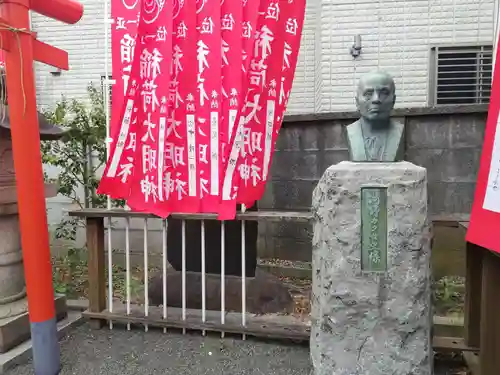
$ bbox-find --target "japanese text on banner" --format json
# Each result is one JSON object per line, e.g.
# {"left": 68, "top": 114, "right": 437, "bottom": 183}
{"left": 111, "top": 0, "right": 140, "bottom": 136}
{"left": 127, "top": 1, "right": 174, "bottom": 215}
{"left": 251, "top": 0, "right": 306, "bottom": 202}
{"left": 162, "top": 0, "right": 199, "bottom": 213}
{"left": 196, "top": 0, "right": 223, "bottom": 212}
{"left": 220, "top": 0, "right": 305, "bottom": 216}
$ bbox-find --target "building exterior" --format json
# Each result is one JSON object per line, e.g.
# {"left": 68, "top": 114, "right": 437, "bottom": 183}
{"left": 32, "top": 0, "right": 496, "bottom": 113}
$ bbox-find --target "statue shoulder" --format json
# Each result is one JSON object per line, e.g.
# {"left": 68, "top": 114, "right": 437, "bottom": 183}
{"left": 390, "top": 118, "right": 404, "bottom": 128}
{"left": 390, "top": 119, "right": 405, "bottom": 137}
{"left": 346, "top": 120, "right": 361, "bottom": 137}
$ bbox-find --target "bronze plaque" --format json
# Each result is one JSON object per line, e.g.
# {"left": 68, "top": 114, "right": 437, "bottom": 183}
{"left": 361, "top": 187, "right": 388, "bottom": 272}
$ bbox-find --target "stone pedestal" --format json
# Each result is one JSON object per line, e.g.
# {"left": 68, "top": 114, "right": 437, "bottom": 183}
{"left": 310, "top": 161, "right": 432, "bottom": 375}
{"left": 0, "top": 136, "right": 66, "bottom": 353}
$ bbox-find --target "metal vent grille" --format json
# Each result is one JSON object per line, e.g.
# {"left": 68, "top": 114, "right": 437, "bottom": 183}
{"left": 431, "top": 45, "right": 493, "bottom": 105}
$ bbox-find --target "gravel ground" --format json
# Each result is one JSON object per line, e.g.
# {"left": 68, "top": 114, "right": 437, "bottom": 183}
{"left": 5, "top": 322, "right": 465, "bottom": 375}
{"left": 6, "top": 323, "right": 312, "bottom": 375}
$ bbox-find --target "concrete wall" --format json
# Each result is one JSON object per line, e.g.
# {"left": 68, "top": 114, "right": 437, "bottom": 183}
{"left": 257, "top": 105, "right": 486, "bottom": 262}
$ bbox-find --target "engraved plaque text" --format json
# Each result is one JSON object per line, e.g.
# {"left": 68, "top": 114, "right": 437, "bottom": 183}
{"left": 361, "top": 187, "right": 388, "bottom": 272}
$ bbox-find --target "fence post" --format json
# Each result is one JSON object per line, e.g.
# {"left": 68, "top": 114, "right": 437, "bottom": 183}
{"left": 464, "top": 241, "right": 483, "bottom": 348}
{"left": 479, "top": 250, "right": 500, "bottom": 375}
{"left": 86, "top": 217, "right": 106, "bottom": 329}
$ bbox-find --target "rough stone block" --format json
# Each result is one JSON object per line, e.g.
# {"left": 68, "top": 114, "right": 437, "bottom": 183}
{"left": 310, "top": 161, "right": 432, "bottom": 375}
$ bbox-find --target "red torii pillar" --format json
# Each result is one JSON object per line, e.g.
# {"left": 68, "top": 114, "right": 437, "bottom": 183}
{"left": 0, "top": 1, "right": 83, "bottom": 374}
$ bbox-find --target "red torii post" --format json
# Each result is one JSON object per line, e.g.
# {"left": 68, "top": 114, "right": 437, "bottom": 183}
{"left": 0, "top": 0, "right": 83, "bottom": 374}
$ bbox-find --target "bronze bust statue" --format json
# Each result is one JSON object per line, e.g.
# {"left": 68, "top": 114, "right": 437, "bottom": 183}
{"left": 346, "top": 71, "right": 404, "bottom": 162}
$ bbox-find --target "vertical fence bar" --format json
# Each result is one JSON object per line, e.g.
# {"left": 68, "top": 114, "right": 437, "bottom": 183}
{"left": 144, "top": 218, "right": 149, "bottom": 332}
{"left": 201, "top": 220, "right": 206, "bottom": 335}
{"left": 220, "top": 221, "right": 225, "bottom": 338}
{"left": 162, "top": 219, "right": 167, "bottom": 333}
{"left": 182, "top": 219, "right": 186, "bottom": 334}
{"left": 241, "top": 206, "right": 247, "bottom": 340}
{"left": 107, "top": 218, "right": 113, "bottom": 330}
{"left": 125, "top": 217, "right": 131, "bottom": 331}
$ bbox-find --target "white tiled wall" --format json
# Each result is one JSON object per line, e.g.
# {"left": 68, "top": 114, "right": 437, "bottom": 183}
{"left": 315, "top": 0, "right": 495, "bottom": 112}
{"left": 31, "top": 0, "right": 495, "bottom": 113}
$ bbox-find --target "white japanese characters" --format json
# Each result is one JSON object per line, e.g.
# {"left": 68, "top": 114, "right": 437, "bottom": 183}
{"left": 103, "top": 0, "right": 305, "bottom": 216}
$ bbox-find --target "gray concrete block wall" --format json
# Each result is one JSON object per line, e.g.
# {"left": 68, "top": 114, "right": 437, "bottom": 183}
{"left": 258, "top": 107, "right": 487, "bottom": 262}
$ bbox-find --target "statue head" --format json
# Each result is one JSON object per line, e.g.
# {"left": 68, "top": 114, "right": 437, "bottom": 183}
{"left": 355, "top": 71, "right": 396, "bottom": 127}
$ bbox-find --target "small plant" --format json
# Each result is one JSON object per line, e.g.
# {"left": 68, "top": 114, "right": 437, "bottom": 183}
{"left": 42, "top": 84, "right": 124, "bottom": 296}
{"left": 41, "top": 83, "right": 124, "bottom": 242}
{"left": 433, "top": 276, "right": 465, "bottom": 315}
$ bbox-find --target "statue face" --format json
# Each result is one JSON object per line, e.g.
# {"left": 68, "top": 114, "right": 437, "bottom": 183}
{"left": 355, "top": 73, "right": 396, "bottom": 124}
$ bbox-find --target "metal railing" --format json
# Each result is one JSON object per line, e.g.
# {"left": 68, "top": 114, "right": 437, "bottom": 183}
{"left": 69, "top": 208, "right": 313, "bottom": 341}
{"left": 68, "top": 208, "right": 475, "bottom": 350}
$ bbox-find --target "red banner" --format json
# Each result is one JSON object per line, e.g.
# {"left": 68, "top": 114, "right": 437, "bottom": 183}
{"left": 100, "top": 0, "right": 306, "bottom": 219}
{"left": 98, "top": 0, "right": 172, "bottom": 207}
{"left": 0, "top": 7, "right": 5, "bottom": 70}
{"left": 111, "top": 0, "right": 140, "bottom": 137}
{"left": 162, "top": 0, "right": 199, "bottom": 214}
{"left": 467, "top": 39, "right": 500, "bottom": 253}
{"left": 219, "top": 0, "right": 306, "bottom": 218}
{"left": 126, "top": 2, "right": 174, "bottom": 215}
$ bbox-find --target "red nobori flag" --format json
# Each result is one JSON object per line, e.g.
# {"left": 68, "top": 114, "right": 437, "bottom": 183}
{"left": 218, "top": 0, "right": 261, "bottom": 218}
{"left": 100, "top": 0, "right": 307, "bottom": 220}
{"left": 111, "top": 0, "right": 140, "bottom": 138}
{"left": 219, "top": 0, "right": 305, "bottom": 218}
{"left": 98, "top": 0, "right": 170, "bottom": 204}
{"left": 97, "top": 34, "right": 144, "bottom": 199}
{"left": 126, "top": 1, "right": 174, "bottom": 215}
{"left": 220, "top": 0, "right": 243, "bottom": 161}
{"left": 160, "top": 0, "right": 199, "bottom": 214}
{"left": 193, "top": 0, "right": 223, "bottom": 213}
{"left": 251, "top": 0, "right": 306, "bottom": 202}
{"left": 467, "top": 39, "right": 500, "bottom": 253}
